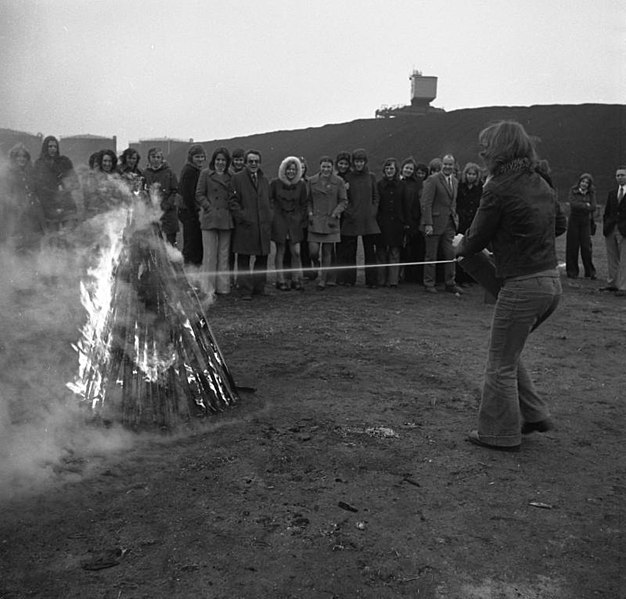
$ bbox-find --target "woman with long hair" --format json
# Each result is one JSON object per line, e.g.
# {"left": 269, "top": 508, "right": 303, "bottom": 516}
{"left": 455, "top": 162, "right": 484, "bottom": 286}
{"left": 99, "top": 149, "right": 118, "bottom": 176}
{"left": 1, "top": 143, "right": 46, "bottom": 250}
{"left": 178, "top": 144, "right": 206, "bottom": 266}
{"left": 82, "top": 148, "right": 125, "bottom": 216}
{"left": 399, "top": 156, "right": 424, "bottom": 284}
{"left": 195, "top": 147, "right": 233, "bottom": 295}
{"left": 455, "top": 120, "right": 567, "bottom": 452}
{"left": 33, "top": 135, "right": 78, "bottom": 230}
{"left": 565, "top": 173, "right": 596, "bottom": 279}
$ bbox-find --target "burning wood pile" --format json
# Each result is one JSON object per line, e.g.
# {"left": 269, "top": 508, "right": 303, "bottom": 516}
{"left": 68, "top": 195, "right": 239, "bottom": 429}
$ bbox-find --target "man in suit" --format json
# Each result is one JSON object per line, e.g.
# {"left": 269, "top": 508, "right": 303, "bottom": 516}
{"left": 420, "top": 154, "right": 462, "bottom": 293}
{"left": 602, "top": 165, "right": 626, "bottom": 297}
{"left": 229, "top": 149, "right": 273, "bottom": 300}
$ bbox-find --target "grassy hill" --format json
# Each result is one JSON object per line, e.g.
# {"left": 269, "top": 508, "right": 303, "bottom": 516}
{"left": 171, "top": 104, "right": 625, "bottom": 202}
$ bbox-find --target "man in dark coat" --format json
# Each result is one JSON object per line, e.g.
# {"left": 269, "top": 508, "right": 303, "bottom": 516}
{"left": 602, "top": 165, "right": 626, "bottom": 296}
{"left": 421, "top": 153, "right": 461, "bottom": 294}
{"left": 229, "top": 149, "right": 273, "bottom": 299}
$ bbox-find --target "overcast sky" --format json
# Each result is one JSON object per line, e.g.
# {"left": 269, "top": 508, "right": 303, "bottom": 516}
{"left": 1, "top": 0, "right": 624, "bottom": 150}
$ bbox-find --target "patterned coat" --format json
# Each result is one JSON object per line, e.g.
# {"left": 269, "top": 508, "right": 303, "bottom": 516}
{"left": 307, "top": 172, "right": 348, "bottom": 235}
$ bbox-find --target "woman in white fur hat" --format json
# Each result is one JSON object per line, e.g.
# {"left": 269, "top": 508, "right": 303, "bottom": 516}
{"left": 270, "top": 156, "right": 308, "bottom": 291}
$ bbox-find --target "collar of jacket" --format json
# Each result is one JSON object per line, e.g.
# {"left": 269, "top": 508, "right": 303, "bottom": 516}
{"left": 147, "top": 162, "right": 168, "bottom": 173}
{"left": 492, "top": 158, "right": 533, "bottom": 177}
{"left": 209, "top": 170, "right": 231, "bottom": 187}
{"left": 186, "top": 161, "right": 203, "bottom": 172}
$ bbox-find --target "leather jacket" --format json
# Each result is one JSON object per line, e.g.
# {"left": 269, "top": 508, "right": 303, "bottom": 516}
{"left": 457, "top": 160, "right": 567, "bottom": 279}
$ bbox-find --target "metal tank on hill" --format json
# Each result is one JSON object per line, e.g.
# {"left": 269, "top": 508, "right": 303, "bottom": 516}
{"left": 375, "top": 69, "right": 440, "bottom": 118}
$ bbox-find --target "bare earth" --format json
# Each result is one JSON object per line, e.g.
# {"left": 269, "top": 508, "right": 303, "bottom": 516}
{"left": 0, "top": 235, "right": 624, "bottom": 599}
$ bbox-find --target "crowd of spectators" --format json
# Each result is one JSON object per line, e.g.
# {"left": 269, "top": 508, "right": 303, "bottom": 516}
{"left": 2, "top": 135, "right": 625, "bottom": 298}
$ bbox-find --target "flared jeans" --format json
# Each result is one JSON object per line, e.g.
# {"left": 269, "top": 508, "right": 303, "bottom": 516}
{"left": 202, "top": 229, "right": 232, "bottom": 294}
{"left": 478, "top": 273, "right": 562, "bottom": 447}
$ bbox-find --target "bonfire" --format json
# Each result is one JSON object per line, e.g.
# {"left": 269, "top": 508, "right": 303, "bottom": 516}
{"left": 67, "top": 189, "right": 239, "bottom": 429}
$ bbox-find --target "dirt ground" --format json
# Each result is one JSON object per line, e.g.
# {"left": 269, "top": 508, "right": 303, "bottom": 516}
{"left": 0, "top": 234, "right": 624, "bottom": 599}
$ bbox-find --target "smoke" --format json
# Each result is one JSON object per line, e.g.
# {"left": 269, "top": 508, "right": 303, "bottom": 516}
{"left": 0, "top": 155, "right": 227, "bottom": 499}
{"left": 0, "top": 164, "right": 144, "bottom": 500}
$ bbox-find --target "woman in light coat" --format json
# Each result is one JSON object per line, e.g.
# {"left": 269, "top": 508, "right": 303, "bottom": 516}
{"left": 195, "top": 147, "right": 233, "bottom": 294}
{"left": 307, "top": 156, "right": 348, "bottom": 290}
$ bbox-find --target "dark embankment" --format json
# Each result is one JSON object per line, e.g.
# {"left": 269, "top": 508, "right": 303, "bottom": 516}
{"left": 175, "top": 103, "right": 624, "bottom": 201}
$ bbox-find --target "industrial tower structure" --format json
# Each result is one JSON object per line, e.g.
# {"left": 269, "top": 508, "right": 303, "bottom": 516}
{"left": 375, "top": 69, "right": 440, "bottom": 118}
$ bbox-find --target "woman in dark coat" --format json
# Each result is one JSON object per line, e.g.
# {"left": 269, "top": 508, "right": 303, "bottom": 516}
{"left": 399, "top": 156, "right": 424, "bottom": 283}
{"left": 33, "top": 135, "right": 78, "bottom": 230}
{"left": 456, "top": 162, "right": 484, "bottom": 285}
{"left": 271, "top": 156, "right": 308, "bottom": 290}
{"left": 117, "top": 148, "right": 144, "bottom": 193}
{"left": 565, "top": 173, "right": 596, "bottom": 279}
{"left": 178, "top": 144, "right": 206, "bottom": 265}
{"left": 143, "top": 147, "right": 179, "bottom": 246}
{"left": 337, "top": 148, "right": 380, "bottom": 287}
{"left": 1, "top": 143, "right": 46, "bottom": 250}
{"left": 375, "top": 157, "right": 407, "bottom": 287}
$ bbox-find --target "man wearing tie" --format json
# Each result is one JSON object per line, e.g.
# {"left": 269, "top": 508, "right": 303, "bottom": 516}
{"left": 420, "top": 154, "right": 462, "bottom": 293}
{"left": 602, "top": 166, "right": 626, "bottom": 297}
{"left": 229, "top": 149, "right": 273, "bottom": 300}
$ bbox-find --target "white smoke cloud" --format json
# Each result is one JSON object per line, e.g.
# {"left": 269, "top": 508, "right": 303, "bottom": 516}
{"left": 0, "top": 155, "right": 224, "bottom": 500}
{"left": 0, "top": 164, "right": 148, "bottom": 500}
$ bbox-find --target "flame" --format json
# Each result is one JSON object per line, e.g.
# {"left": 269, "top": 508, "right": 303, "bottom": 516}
{"left": 67, "top": 190, "right": 239, "bottom": 429}
{"left": 67, "top": 208, "right": 129, "bottom": 408}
